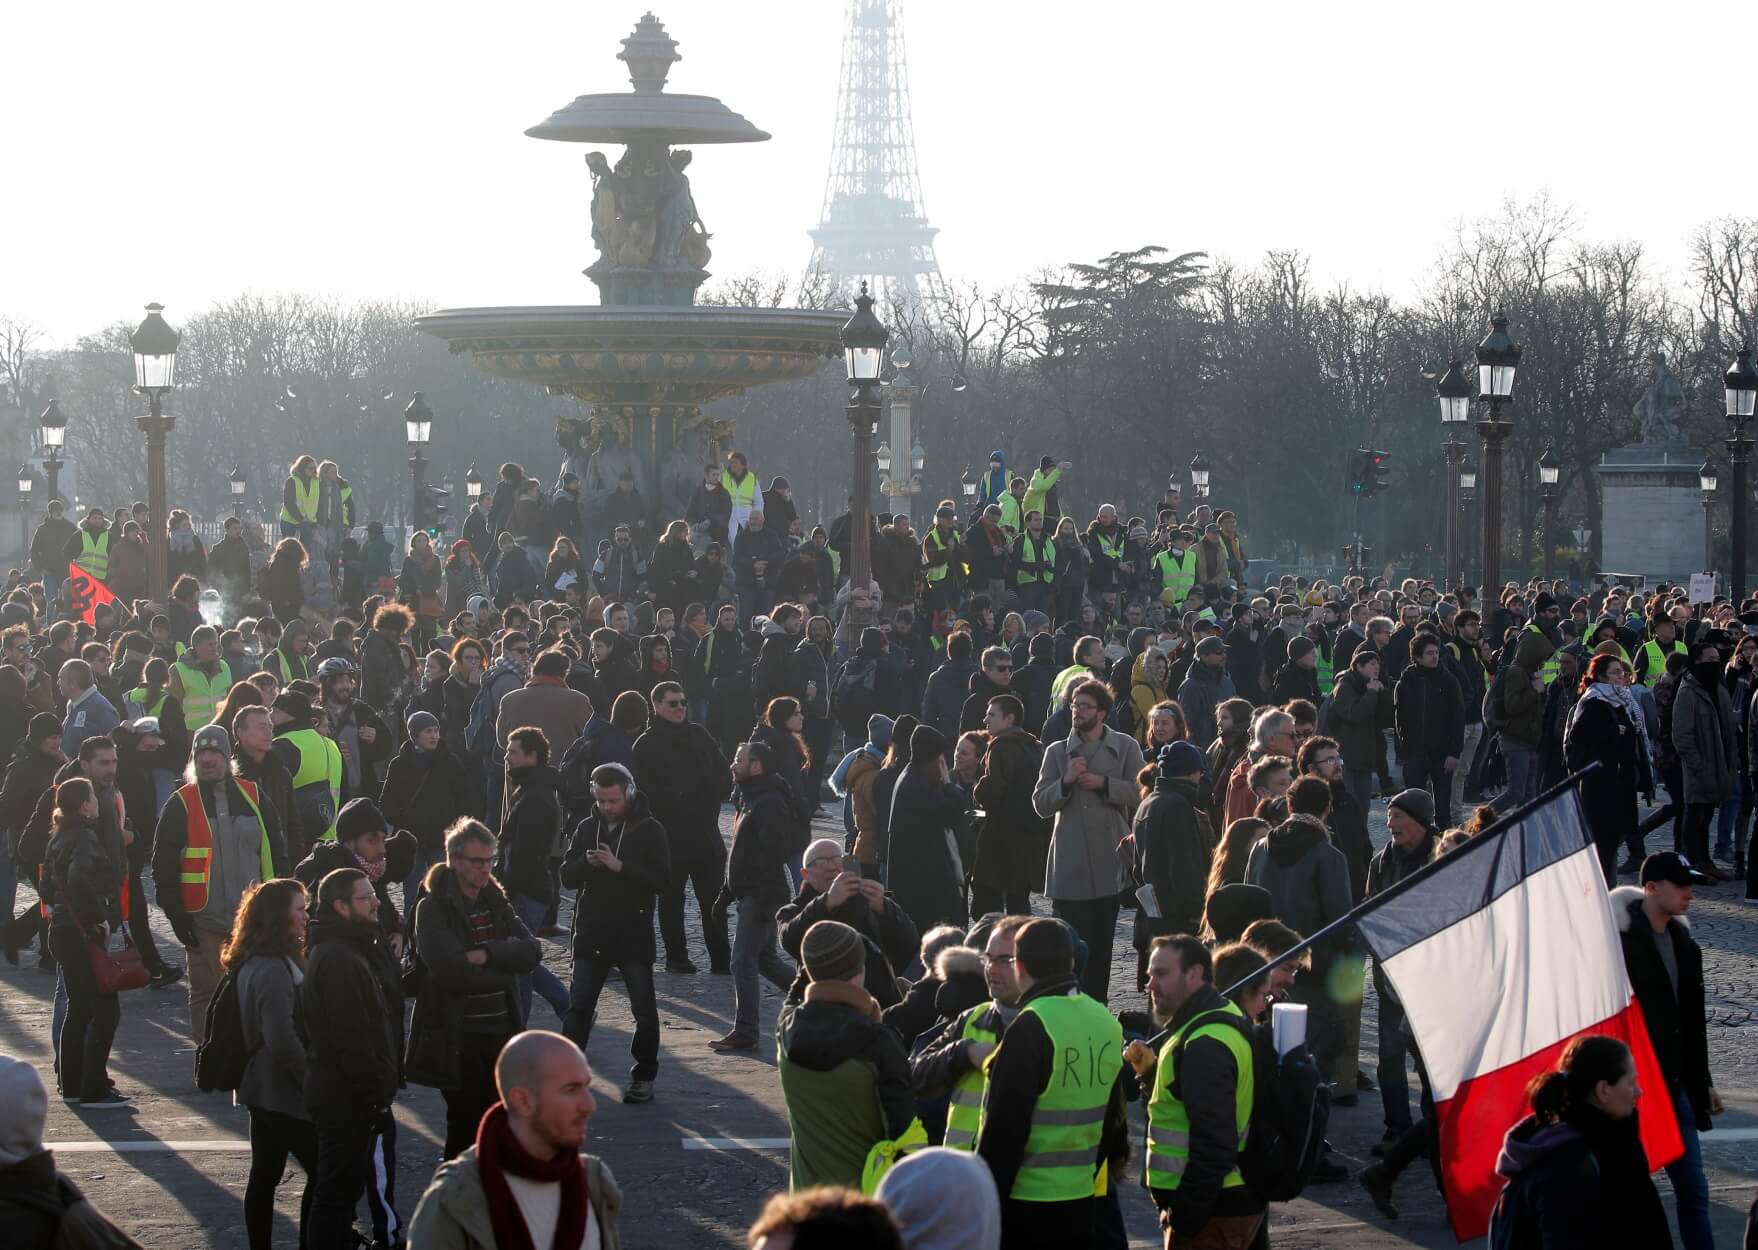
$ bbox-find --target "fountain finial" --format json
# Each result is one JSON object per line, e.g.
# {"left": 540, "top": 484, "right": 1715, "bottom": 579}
{"left": 619, "top": 13, "right": 681, "bottom": 93}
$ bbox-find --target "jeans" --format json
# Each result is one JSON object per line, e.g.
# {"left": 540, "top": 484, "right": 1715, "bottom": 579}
{"left": 1457, "top": 723, "right": 1484, "bottom": 801}
{"left": 1682, "top": 802, "right": 1716, "bottom": 867}
{"left": 308, "top": 1106, "right": 395, "bottom": 1250}
{"left": 730, "top": 895, "right": 793, "bottom": 1038}
{"left": 1374, "top": 968, "right": 1412, "bottom": 1130}
{"left": 659, "top": 850, "right": 730, "bottom": 969}
{"left": 1715, "top": 771, "right": 1751, "bottom": 860}
{"left": 50, "top": 923, "right": 119, "bottom": 1100}
{"left": 245, "top": 1106, "right": 317, "bottom": 1250}
{"left": 1342, "top": 768, "right": 1377, "bottom": 816}
{"left": 1401, "top": 753, "right": 1455, "bottom": 829}
{"left": 510, "top": 895, "right": 570, "bottom": 1023}
{"left": 1051, "top": 895, "right": 1120, "bottom": 1004}
{"left": 564, "top": 955, "right": 661, "bottom": 1081}
{"left": 442, "top": 1032, "right": 504, "bottom": 1159}
{"left": 804, "top": 716, "right": 833, "bottom": 813}
{"left": 1502, "top": 744, "right": 1539, "bottom": 807}
{"left": 1665, "top": 1084, "right": 1713, "bottom": 1250}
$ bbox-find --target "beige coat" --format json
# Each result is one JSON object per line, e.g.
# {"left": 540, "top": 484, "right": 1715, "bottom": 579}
{"left": 1032, "top": 724, "right": 1145, "bottom": 900}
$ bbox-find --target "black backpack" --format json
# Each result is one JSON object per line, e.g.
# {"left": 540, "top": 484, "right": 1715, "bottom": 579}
{"left": 832, "top": 659, "right": 880, "bottom": 738}
{"left": 1170, "top": 1008, "right": 1330, "bottom": 1203}
{"left": 1483, "top": 665, "right": 1510, "bottom": 730}
{"left": 194, "top": 971, "right": 250, "bottom": 1093}
{"left": 556, "top": 729, "right": 607, "bottom": 824}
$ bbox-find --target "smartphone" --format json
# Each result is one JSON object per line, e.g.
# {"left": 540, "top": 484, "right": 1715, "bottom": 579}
{"left": 842, "top": 854, "right": 861, "bottom": 875}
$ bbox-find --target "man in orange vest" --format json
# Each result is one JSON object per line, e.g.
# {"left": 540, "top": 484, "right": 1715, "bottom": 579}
{"left": 152, "top": 724, "right": 288, "bottom": 1046}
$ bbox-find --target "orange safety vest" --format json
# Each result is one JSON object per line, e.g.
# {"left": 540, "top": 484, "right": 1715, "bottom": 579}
{"left": 176, "top": 778, "right": 272, "bottom": 913}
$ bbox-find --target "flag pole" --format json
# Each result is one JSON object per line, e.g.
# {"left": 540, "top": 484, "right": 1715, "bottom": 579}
{"left": 1142, "top": 763, "right": 1603, "bottom": 1050}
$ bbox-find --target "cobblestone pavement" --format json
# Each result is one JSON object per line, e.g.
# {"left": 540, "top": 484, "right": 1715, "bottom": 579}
{"left": 3, "top": 794, "right": 1756, "bottom": 1247}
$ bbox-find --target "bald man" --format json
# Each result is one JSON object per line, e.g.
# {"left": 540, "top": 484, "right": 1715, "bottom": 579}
{"left": 775, "top": 838, "right": 920, "bottom": 1010}
{"left": 410, "top": 1030, "right": 625, "bottom": 1248}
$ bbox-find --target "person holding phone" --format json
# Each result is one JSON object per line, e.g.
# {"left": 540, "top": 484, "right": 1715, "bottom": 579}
{"left": 777, "top": 836, "right": 921, "bottom": 1011}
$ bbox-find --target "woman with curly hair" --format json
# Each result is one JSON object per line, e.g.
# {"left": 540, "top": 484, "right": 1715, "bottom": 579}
{"left": 224, "top": 878, "right": 316, "bottom": 1250}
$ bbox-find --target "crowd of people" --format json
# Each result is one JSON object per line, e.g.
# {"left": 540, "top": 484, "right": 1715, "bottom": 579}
{"left": 0, "top": 442, "right": 1754, "bottom": 1249}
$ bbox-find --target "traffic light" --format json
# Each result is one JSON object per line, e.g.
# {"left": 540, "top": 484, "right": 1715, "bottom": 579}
{"left": 414, "top": 484, "right": 450, "bottom": 535}
{"left": 1346, "top": 447, "right": 1371, "bottom": 496}
{"left": 1365, "top": 448, "right": 1390, "bottom": 495}
{"left": 1347, "top": 447, "right": 1391, "bottom": 496}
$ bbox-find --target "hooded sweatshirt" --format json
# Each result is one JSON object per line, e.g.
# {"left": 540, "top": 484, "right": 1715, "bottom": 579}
{"left": 876, "top": 1146, "right": 1003, "bottom": 1250}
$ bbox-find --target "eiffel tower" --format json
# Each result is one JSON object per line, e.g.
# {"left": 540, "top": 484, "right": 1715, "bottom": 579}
{"left": 807, "top": 0, "right": 944, "bottom": 306}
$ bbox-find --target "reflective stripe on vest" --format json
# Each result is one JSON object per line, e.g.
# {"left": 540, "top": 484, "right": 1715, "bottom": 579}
{"left": 1315, "top": 648, "right": 1334, "bottom": 694}
{"left": 1094, "top": 531, "right": 1123, "bottom": 561}
{"left": 173, "top": 659, "right": 233, "bottom": 730}
{"left": 1016, "top": 534, "right": 1055, "bottom": 584}
{"left": 281, "top": 727, "right": 342, "bottom": 841}
{"left": 127, "top": 687, "right": 166, "bottom": 721}
{"left": 266, "top": 647, "right": 309, "bottom": 684}
{"left": 924, "top": 528, "right": 959, "bottom": 583}
{"left": 943, "top": 1007, "right": 1001, "bottom": 1151}
{"left": 176, "top": 779, "right": 272, "bottom": 913}
{"left": 1638, "top": 638, "right": 1685, "bottom": 686}
{"left": 720, "top": 470, "right": 756, "bottom": 508}
{"left": 1155, "top": 549, "right": 1195, "bottom": 606}
{"left": 1524, "top": 622, "right": 1561, "bottom": 685}
{"left": 1010, "top": 992, "right": 1122, "bottom": 1203}
{"left": 280, "top": 474, "right": 319, "bottom": 524}
{"left": 76, "top": 531, "right": 110, "bottom": 580}
{"left": 1144, "top": 1003, "right": 1254, "bottom": 1193}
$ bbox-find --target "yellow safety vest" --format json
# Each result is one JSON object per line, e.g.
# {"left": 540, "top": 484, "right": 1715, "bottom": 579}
{"left": 1145, "top": 1001, "right": 1254, "bottom": 1194}
{"left": 924, "top": 527, "right": 962, "bottom": 583}
{"left": 279, "top": 727, "right": 342, "bottom": 841}
{"left": 265, "top": 647, "right": 309, "bottom": 685}
{"left": 127, "top": 687, "right": 166, "bottom": 721}
{"left": 1014, "top": 533, "right": 1056, "bottom": 585}
{"left": 721, "top": 470, "right": 757, "bottom": 509}
{"left": 280, "top": 474, "right": 319, "bottom": 525}
{"left": 76, "top": 531, "right": 110, "bottom": 581}
{"left": 1637, "top": 638, "right": 1685, "bottom": 687}
{"left": 1155, "top": 549, "right": 1196, "bottom": 607}
{"left": 943, "top": 1005, "right": 1003, "bottom": 1151}
{"left": 999, "top": 494, "right": 1024, "bottom": 534}
{"left": 1005, "top": 992, "right": 1121, "bottom": 1203}
{"left": 173, "top": 659, "right": 234, "bottom": 730}
{"left": 1524, "top": 622, "right": 1562, "bottom": 686}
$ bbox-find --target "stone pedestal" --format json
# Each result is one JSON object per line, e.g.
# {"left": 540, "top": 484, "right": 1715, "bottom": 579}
{"left": 1594, "top": 444, "right": 1704, "bottom": 579}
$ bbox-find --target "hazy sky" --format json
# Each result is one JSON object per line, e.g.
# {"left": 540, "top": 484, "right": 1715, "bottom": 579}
{"left": 8, "top": 0, "right": 1755, "bottom": 345}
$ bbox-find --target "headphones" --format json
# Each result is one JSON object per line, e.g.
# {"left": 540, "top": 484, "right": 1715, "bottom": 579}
{"left": 589, "top": 762, "right": 637, "bottom": 798}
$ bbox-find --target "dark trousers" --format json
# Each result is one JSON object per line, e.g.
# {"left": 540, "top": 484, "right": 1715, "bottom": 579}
{"left": 804, "top": 715, "right": 833, "bottom": 811}
{"left": 1401, "top": 754, "right": 1454, "bottom": 829}
{"left": 1000, "top": 1196, "right": 1094, "bottom": 1250}
{"left": 246, "top": 1106, "right": 318, "bottom": 1250}
{"left": 307, "top": 1105, "right": 392, "bottom": 1249}
{"left": 564, "top": 955, "right": 660, "bottom": 1081}
{"left": 442, "top": 1032, "right": 506, "bottom": 1159}
{"left": 1052, "top": 895, "right": 1120, "bottom": 1004}
{"left": 1374, "top": 968, "right": 1413, "bottom": 1131}
{"left": 49, "top": 923, "right": 118, "bottom": 1100}
{"left": 659, "top": 851, "right": 730, "bottom": 969}
{"left": 970, "top": 883, "right": 1031, "bottom": 921}
{"left": 126, "top": 871, "right": 169, "bottom": 975}
{"left": 1682, "top": 801, "right": 1716, "bottom": 866}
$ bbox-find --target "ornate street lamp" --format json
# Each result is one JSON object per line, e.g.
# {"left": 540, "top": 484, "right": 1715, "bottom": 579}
{"left": 1700, "top": 456, "right": 1720, "bottom": 575}
{"left": 961, "top": 467, "right": 978, "bottom": 503}
{"left": 405, "top": 393, "right": 434, "bottom": 532}
{"left": 840, "top": 283, "right": 888, "bottom": 636}
{"left": 910, "top": 441, "right": 926, "bottom": 486}
{"left": 14, "top": 466, "right": 29, "bottom": 559}
{"left": 1190, "top": 452, "right": 1211, "bottom": 501}
{"left": 1471, "top": 310, "right": 1522, "bottom": 595}
{"left": 1538, "top": 443, "right": 1561, "bottom": 580}
{"left": 466, "top": 463, "right": 484, "bottom": 504}
{"left": 875, "top": 442, "right": 893, "bottom": 477}
{"left": 229, "top": 466, "right": 248, "bottom": 519}
{"left": 1723, "top": 342, "right": 1758, "bottom": 597}
{"left": 129, "top": 303, "right": 181, "bottom": 600}
{"left": 37, "top": 400, "right": 66, "bottom": 506}
{"left": 1436, "top": 359, "right": 1472, "bottom": 589}
{"left": 1459, "top": 453, "right": 1478, "bottom": 585}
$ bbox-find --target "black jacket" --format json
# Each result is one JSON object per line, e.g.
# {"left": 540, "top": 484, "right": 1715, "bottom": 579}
{"left": 976, "top": 976, "right": 1131, "bottom": 1205}
{"left": 1327, "top": 669, "right": 1387, "bottom": 774}
{"left": 958, "top": 669, "right": 1010, "bottom": 736}
{"left": 379, "top": 740, "right": 477, "bottom": 858}
{"left": 631, "top": 717, "right": 728, "bottom": 863}
{"left": 1393, "top": 660, "right": 1465, "bottom": 761}
{"left": 777, "top": 882, "right": 920, "bottom": 1009}
{"left": 723, "top": 772, "right": 796, "bottom": 911}
{"left": 496, "top": 763, "right": 564, "bottom": 905}
{"left": 1616, "top": 890, "right": 1710, "bottom": 1126}
{"left": 1565, "top": 697, "right": 1653, "bottom": 850}
{"left": 1131, "top": 775, "right": 1214, "bottom": 939}
{"left": 884, "top": 765, "right": 971, "bottom": 934}
{"left": 0, "top": 1150, "right": 140, "bottom": 1250}
{"left": 1491, "top": 1104, "right": 1671, "bottom": 1250}
{"left": 1, "top": 743, "right": 61, "bottom": 844}
{"left": 921, "top": 659, "right": 979, "bottom": 747}
{"left": 559, "top": 793, "right": 671, "bottom": 962}
{"left": 41, "top": 818, "right": 117, "bottom": 930}
{"left": 1327, "top": 779, "right": 1373, "bottom": 904}
{"left": 302, "top": 913, "right": 405, "bottom": 1114}
{"left": 293, "top": 830, "right": 418, "bottom": 935}
{"left": 405, "top": 867, "right": 539, "bottom": 1089}
{"left": 234, "top": 746, "right": 308, "bottom": 867}
{"left": 971, "top": 727, "right": 1048, "bottom": 895}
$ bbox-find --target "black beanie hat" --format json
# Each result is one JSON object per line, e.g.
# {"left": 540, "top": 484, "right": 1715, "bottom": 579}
{"left": 27, "top": 713, "right": 61, "bottom": 745}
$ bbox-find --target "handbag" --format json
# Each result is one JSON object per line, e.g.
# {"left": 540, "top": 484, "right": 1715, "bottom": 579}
{"left": 88, "top": 929, "right": 150, "bottom": 993}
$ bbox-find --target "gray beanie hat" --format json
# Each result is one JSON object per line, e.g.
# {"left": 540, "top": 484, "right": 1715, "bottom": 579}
{"left": 406, "top": 710, "right": 441, "bottom": 738}
{"left": 877, "top": 1146, "right": 1001, "bottom": 1250}
{"left": 0, "top": 1054, "right": 47, "bottom": 1166}
{"left": 801, "top": 920, "right": 866, "bottom": 984}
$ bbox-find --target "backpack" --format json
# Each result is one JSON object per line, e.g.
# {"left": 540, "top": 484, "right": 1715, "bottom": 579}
{"left": 832, "top": 659, "right": 880, "bottom": 738}
{"left": 1482, "top": 665, "right": 1509, "bottom": 731}
{"left": 556, "top": 728, "right": 608, "bottom": 824}
{"left": 1169, "top": 1009, "right": 1330, "bottom": 1203}
{"left": 194, "top": 971, "right": 250, "bottom": 1093}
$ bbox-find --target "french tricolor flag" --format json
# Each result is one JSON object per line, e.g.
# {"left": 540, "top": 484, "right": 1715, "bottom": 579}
{"left": 1353, "top": 779, "right": 1683, "bottom": 1241}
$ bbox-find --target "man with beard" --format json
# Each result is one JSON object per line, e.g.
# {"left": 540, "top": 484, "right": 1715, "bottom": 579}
{"left": 293, "top": 796, "right": 418, "bottom": 953}
{"left": 633, "top": 681, "right": 731, "bottom": 974}
{"left": 1130, "top": 935, "right": 1265, "bottom": 1249}
{"left": 316, "top": 657, "right": 391, "bottom": 801}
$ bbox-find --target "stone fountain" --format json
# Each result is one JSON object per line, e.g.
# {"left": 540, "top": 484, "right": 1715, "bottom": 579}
{"left": 416, "top": 13, "right": 845, "bottom": 527}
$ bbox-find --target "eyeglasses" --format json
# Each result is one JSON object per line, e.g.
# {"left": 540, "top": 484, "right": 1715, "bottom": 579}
{"left": 1312, "top": 755, "right": 1341, "bottom": 768}
{"left": 1072, "top": 701, "right": 1101, "bottom": 713}
{"left": 457, "top": 855, "right": 494, "bottom": 868}
{"left": 989, "top": 664, "right": 1012, "bottom": 673}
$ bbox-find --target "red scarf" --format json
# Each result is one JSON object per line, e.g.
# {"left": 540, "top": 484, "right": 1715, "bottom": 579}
{"left": 476, "top": 1101, "right": 589, "bottom": 1250}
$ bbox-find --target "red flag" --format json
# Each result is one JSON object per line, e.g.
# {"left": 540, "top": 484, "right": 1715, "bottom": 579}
{"left": 1352, "top": 786, "right": 1681, "bottom": 1241}
{"left": 64, "top": 563, "right": 118, "bottom": 625}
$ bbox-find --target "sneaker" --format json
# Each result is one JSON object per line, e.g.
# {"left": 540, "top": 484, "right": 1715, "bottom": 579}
{"left": 79, "top": 1093, "right": 136, "bottom": 1109}
{"left": 622, "top": 1079, "right": 655, "bottom": 1104}
{"left": 664, "top": 959, "right": 699, "bottom": 975}
{"left": 1359, "top": 1163, "right": 1399, "bottom": 1218}
{"left": 149, "top": 965, "right": 185, "bottom": 990}
{"left": 708, "top": 1032, "right": 757, "bottom": 1052}
{"left": 1356, "top": 1069, "right": 1377, "bottom": 1091}
{"left": 1370, "top": 1128, "right": 1404, "bottom": 1157}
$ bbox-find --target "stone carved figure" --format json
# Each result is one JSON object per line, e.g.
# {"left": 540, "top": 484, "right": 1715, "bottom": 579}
{"left": 1634, "top": 351, "right": 1685, "bottom": 444}
{"left": 585, "top": 146, "right": 709, "bottom": 270}
{"left": 585, "top": 151, "right": 623, "bottom": 258}
{"left": 654, "top": 150, "right": 711, "bottom": 269}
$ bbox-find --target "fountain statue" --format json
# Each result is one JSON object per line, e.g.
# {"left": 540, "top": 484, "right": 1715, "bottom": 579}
{"left": 416, "top": 13, "right": 844, "bottom": 534}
